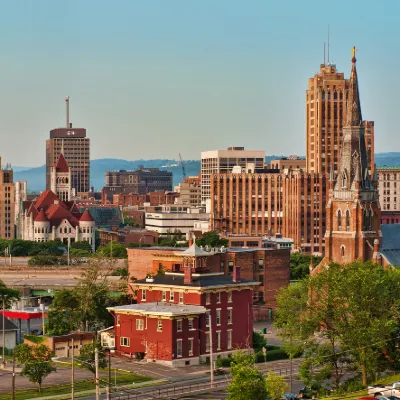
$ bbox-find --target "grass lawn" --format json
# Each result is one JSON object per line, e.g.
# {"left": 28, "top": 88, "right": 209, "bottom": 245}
{"left": 0, "top": 370, "right": 152, "bottom": 400}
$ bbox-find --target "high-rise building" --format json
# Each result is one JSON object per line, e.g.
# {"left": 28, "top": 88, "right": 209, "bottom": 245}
{"left": 46, "top": 97, "right": 90, "bottom": 195}
{"left": 0, "top": 159, "right": 15, "bottom": 239}
{"left": 320, "top": 49, "right": 381, "bottom": 266}
{"left": 201, "top": 147, "right": 265, "bottom": 204}
{"left": 306, "top": 63, "right": 374, "bottom": 175}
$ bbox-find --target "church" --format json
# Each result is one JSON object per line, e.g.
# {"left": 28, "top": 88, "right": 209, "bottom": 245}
{"left": 16, "top": 152, "right": 96, "bottom": 250}
{"left": 314, "top": 47, "right": 381, "bottom": 271}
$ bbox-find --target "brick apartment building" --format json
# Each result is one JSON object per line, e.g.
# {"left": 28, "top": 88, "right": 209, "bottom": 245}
{"left": 98, "top": 227, "right": 158, "bottom": 246}
{"left": 104, "top": 190, "right": 179, "bottom": 207}
{"left": 108, "top": 245, "right": 259, "bottom": 366}
{"left": 127, "top": 243, "right": 289, "bottom": 313}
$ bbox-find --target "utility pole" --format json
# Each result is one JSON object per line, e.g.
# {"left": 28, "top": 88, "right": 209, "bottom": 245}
{"left": 40, "top": 302, "right": 45, "bottom": 335}
{"left": 71, "top": 338, "right": 75, "bottom": 400}
{"left": 107, "top": 350, "right": 111, "bottom": 400}
{"left": 11, "top": 350, "right": 15, "bottom": 400}
{"left": 95, "top": 347, "right": 100, "bottom": 400}
{"left": 67, "top": 238, "right": 70, "bottom": 266}
{"left": 2, "top": 297, "right": 6, "bottom": 368}
{"left": 209, "top": 314, "right": 214, "bottom": 388}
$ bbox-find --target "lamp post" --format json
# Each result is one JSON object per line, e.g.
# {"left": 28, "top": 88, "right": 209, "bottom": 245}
{"left": 2, "top": 296, "right": 7, "bottom": 368}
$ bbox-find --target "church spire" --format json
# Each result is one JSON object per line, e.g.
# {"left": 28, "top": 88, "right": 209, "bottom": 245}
{"left": 346, "top": 46, "right": 362, "bottom": 127}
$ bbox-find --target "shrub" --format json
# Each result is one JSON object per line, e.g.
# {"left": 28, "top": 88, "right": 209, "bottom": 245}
{"left": 28, "top": 256, "right": 69, "bottom": 266}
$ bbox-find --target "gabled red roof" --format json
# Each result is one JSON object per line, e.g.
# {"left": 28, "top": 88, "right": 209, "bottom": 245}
{"left": 54, "top": 153, "right": 69, "bottom": 173}
{"left": 80, "top": 209, "right": 94, "bottom": 222}
{"left": 34, "top": 209, "right": 49, "bottom": 222}
{"left": 46, "top": 204, "right": 80, "bottom": 227}
{"left": 27, "top": 203, "right": 38, "bottom": 219}
{"left": 34, "top": 190, "right": 65, "bottom": 211}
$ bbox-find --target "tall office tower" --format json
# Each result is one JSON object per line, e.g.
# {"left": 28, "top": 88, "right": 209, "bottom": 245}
{"left": 0, "top": 159, "right": 15, "bottom": 239}
{"left": 46, "top": 97, "right": 90, "bottom": 195}
{"left": 201, "top": 147, "right": 265, "bottom": 204}
{"left": 306, "top": 63, "right": 374, "bottom": 175}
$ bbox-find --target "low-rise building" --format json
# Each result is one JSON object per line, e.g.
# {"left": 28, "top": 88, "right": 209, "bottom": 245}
{"left": 145, "top": 205, "right": 209, "bottom": 237}
{"left": 98, "top": 228, "right": 158, "bottom": 246}
{"left": 24, "top": 332, "right": 95, "bottom": 358}
{"left": 108, "top": 247, "right": 258, "bottom": 366}
{"left": 0, "top": 317, "right": 18, "bottom": 350}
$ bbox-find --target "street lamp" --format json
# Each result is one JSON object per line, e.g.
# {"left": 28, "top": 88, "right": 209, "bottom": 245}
{"left": 2, "top": 294, "right": 8, "bottom": 368}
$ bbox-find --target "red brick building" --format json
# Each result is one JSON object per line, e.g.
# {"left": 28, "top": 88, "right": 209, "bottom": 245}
{"left": 108, "top": 245, "right": 259, "bottom": 366}
{"left": 98, "top": 228, "right": 158, "bottom": 246}
{"left": 127, "top": 244, "right": 289, "bottom": 314}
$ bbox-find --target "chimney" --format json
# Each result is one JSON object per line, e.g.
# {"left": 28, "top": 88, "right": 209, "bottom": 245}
{"left": 233, "top": 266, "right": 241, "bottom": 283}
{"left": 184, "top": 265, "right": 192, "bottom": 284}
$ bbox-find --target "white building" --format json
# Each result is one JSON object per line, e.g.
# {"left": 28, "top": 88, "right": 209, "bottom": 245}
{"left": 17, "top": 152, "right": 96, "bottom": 250}
{"left": 0, "top": 317, "right": 18, "bottom": 350}
{"left": 145, "top": 205, "right": 209, "bottom": 236}
{"left": 201, "top": 147, "right": 265, "bottom": 204}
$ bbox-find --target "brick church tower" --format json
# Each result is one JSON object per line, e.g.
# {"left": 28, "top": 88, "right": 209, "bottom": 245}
{"left": 322, "top": 47, "right": 381, "bottom": 265}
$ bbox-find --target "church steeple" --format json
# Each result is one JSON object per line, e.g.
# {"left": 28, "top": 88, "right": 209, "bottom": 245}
{"left": 335, "top": 46, "right": 370, "bottom": 191}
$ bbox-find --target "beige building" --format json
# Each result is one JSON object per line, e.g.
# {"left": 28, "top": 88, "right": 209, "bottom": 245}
{"left": 268, "top": 157, "right": 306, "bottom": 172}
{"left": 378, "top": 167, "right": 400, "bottom": 211}
{"left": 306, "top": 63, "right": 374, "bottom": 175}
{"left": 201, "top": 147, "right": 265, "bottom": 204}
{"left": 174, "top": 175, "right": 201, "bottom": 207}
{"left": 0, "top": 159, "right": 15, "bottom": 239}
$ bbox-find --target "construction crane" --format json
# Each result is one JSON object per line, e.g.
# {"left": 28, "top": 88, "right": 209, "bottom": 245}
{"left": 179, "top": 153, "right": 186, "bottom": 180}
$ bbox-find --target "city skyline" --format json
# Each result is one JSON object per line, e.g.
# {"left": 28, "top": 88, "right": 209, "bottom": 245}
{"left": 0, "top": 0, "right": 398, "bottom": 166}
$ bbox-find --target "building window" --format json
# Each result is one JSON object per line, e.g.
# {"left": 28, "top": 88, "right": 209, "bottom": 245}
{"left": 177, "top": 339, "right": 183, "bottom": 358}
{"left": 120, "top": 337, "right": 130, "bottom": 347}
{"left": 259, "top": 275, "right": 264, "bottom": 285}
{"left": 346, "top": 210, "right": 350, "bottom": 231}
{"left": 227, "top": 308, "right": 233, "bottom": 324}
{"left": 341, "top": 245, "right": 345, "bottom": 257}
{"left": 188, "top": 318, "right": 194, "bottom": 330}
{"left": 179, "top": 292, "right": 184, "bottom": 304}
{"left": 205, "top": 311, "right": 210, "bottom": 328}
{"left": 227, "top": 330, "right": 232, "bottom": 349}
{"left": 142, "top": 289, "right": 146, "bottom": 301}
{"left": 337, "top": 210, "right": 342, "bottom": 231}
{"left": 217, "top": 292, "right": 221, "bottom": 303}
{"left": 258, "top": 259, "right": 264, "bottom": 270}
{"left": 188, "top": 338, "right": 194, "bottom": 356}
{"left": 162, "top": 291, "right": 166, "bottom": 301}
{"left": 205, "top": 333, "right": 210, "bottom": 353}
{"left": 116, "top": 315, "right": 120, "bottom": 325}
{"left": 216, "top": 331, "right": 221, "bottom": 350}
{"left": 136, "top": 319, "right": 144, "bottom": 331}
{"left": 228, "top": 292, "right": 232, "bottom": 303}
{"left": 206, "top": 293, "right": 210, "bottom": 305}
{"left": 228, "top": 261, "right": 234, "bottom": 273}
{"left": 170, "top": 291, "right": 174, "bottom": 302}
{"left": 157, "top": 320, "right": 163, "bottom": 332}
{"left": 177, "top": 319, "right": 182, "bottom": 332}
{"left": 216, "top": 309, "right": 221, "bottom": 326}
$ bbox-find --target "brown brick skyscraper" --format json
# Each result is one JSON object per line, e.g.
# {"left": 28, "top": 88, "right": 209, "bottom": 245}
{"left": 306, "top": 62, "right": 374, "bottom": 176}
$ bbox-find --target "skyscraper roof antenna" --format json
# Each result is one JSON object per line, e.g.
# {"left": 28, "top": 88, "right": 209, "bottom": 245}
{"left": 65, "top": 96, "right": 70, "bottom": 128}
{"left": 324, "top": 42, "right": 326, "bottom": 65}
{"left": 327, "top": 24, "right": 330, "bottom": 65}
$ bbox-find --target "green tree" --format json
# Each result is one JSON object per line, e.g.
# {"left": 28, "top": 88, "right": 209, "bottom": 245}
{"left": 265, "top": 371, "right": 288, "bottom": 400}
{"left": 195, "top": 231, "right": 228, "bottom": 248}
{"left": 69, "top": 248, "right": 91, "bottom": 257}
{"left": 0, "top": 280, "right": 20, "bottom": 308}
{"left": 290, "top": 253, "right": 323, "bottom": 280}
{"left": 228, "top": 351, "right": 267, "bottom": 400}
{"left": 76, "top": 341, "right": 107, "bottom": 377}
{"left": 252, "top": 331, "right": 267, "bottom": 353}
{"left": 96, "top": 242, "right": 127, "bottom": 258}
{"left": 275, "top": 261, "right": 400, "bottom": 388}
{"left": 14, "top": 343, "right": 55, "bottom": 393}
{"left": 70, "top": 241, "right": 93, "bottom": 252}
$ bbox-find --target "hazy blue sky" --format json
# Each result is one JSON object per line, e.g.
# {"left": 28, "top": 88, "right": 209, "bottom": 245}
{"left": 0, "top": 0, "right": 398, "bottom": 166}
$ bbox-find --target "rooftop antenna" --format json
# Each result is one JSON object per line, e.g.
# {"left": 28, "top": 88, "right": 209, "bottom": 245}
{"left": 327, "top": 24, "right": 330, "bottom": 64}
{"left": 65, "top": 96, "right": 70, "bottom": 128}
{"left": 324, "top": 42, "right": 326, "bottom": 65}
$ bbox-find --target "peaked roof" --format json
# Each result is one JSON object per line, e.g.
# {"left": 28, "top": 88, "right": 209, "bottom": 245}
{"left": 54, "top": 153, "right": 69, "bottom": 173}
{"left": 80, "top": 209, "right": 95, "bottom": 222}
{"left": 0, "top": 316, "right": 18, "bottom": 331}
{"left": 34, "top": 209, "right": 49, "bottom": 222}
{"left": 179, "top": 243, "right": 211, "bottom": 257}
{"left": 346, "top": 47, "right": 362, "bottom": 127}
{"left": 35, "top": 190, "right": 64, "bottom": 211}
{"left": 46, "top": 204, "right": 80, "bottom": 227}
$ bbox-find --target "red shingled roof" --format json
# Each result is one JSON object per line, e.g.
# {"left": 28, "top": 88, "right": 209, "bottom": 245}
{"left": 80, "top": 209, "right": 94, "bottom": 222}
{"left": 54, "top": 153, "right": 69, "bottom": 173}
{"left": 34, "top": 190, "right": 65, "bottom": 211}
{"left": 46, "top": 204, "right": 80, "bottom": 227}
{"left": 34, "top": 209, "right": 49, "bottom": 222}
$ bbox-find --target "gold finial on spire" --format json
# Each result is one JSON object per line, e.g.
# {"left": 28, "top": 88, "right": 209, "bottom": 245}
{"left": 351, "top": 46, "right": 358, "bottom": 59}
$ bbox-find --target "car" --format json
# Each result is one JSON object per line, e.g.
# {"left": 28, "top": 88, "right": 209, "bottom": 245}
{"left": 368, "top": 382, "right": 400, "bottom": 397}
{"left": 281, "top": 394, "right": 299, "bottom": 400}
{"left": 376, "top": 396, "right": 400, "bottom": 400}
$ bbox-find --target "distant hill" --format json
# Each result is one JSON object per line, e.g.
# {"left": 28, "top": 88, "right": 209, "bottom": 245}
{"left": 14, "top": 153, "right": 400, "bottom": 193}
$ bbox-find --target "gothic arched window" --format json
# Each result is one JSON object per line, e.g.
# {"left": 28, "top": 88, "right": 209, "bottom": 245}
{"left": 368, "top": 209, "right": 373, "bottom": 231}
{"left": 346, "top": 210, "right": 351, "bottom": 231}
{"left": 363, "top": 209, "right": 368, "bottom": 231}
{"left": 341, "top": 245, "right": 345, "bottom": 257}
{"left": 337, "top": 210, "right": 342, "bottom": 231}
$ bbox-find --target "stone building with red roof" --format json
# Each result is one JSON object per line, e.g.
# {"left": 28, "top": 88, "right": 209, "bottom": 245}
{"left": 17, "top": 152, "right": 96, "bottom": 250}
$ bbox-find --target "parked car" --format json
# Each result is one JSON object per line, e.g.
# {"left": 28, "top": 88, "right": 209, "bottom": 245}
{"left": 281, "top": 394, "right": 299, "bottom": 400}
{"left": 368, "top": 382, "right": 400, "bottom": 397}
{"left": 376, "top": 396, "right": 400, "bottom": 400}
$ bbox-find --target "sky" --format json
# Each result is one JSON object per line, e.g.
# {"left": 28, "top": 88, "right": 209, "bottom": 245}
{"left": 0, "top": 0, "right": 398, "bottom": 166}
